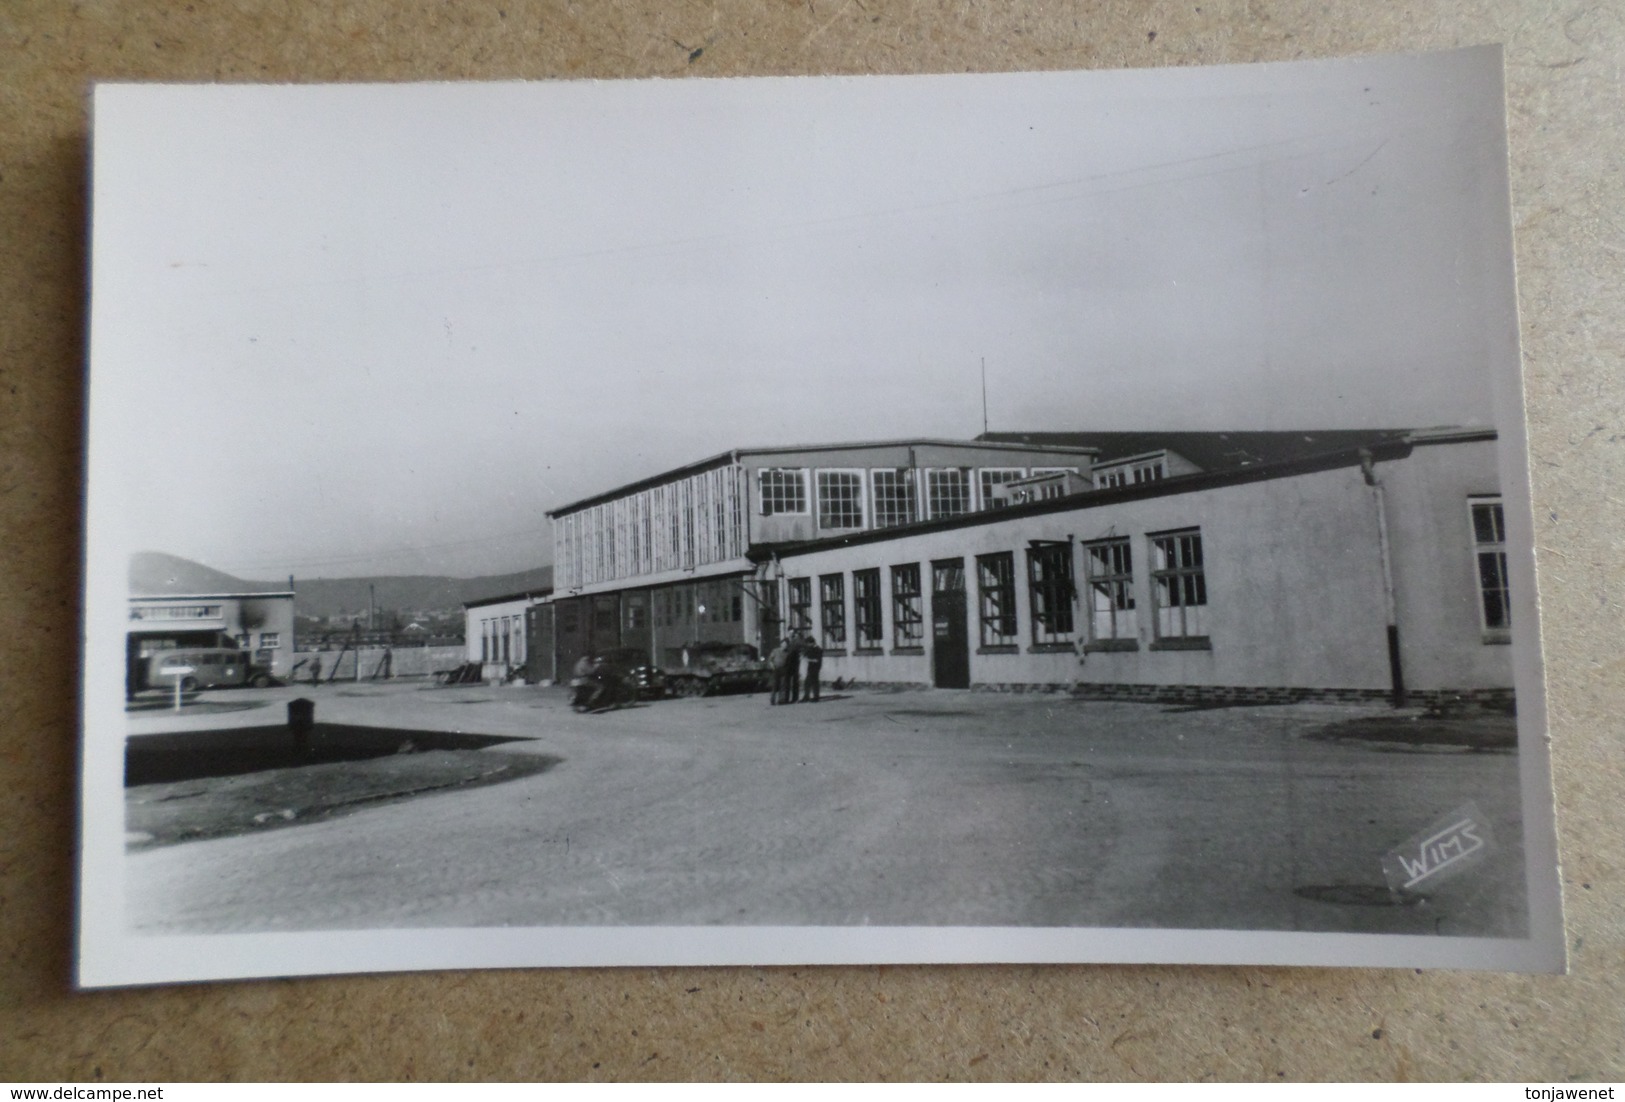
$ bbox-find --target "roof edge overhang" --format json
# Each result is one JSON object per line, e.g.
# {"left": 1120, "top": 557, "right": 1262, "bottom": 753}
{"left": 462, "top": 589, "right": 554, "bottom": 611}
{"left": 553, "top": 559, "right": 753, "bottom": 598}
{"left": 1405, "top": 426, "right": 1500, "bottom": 446}
{"left": 547, "top": 450, "right": 741, "bottom": 519}
{"left": 128, "top": 591, "right": 296, "bottom": 601}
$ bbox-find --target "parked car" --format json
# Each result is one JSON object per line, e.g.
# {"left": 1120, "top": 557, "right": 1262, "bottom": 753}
{"left": 583, "top": 648, "right": 668, "bottom": 701}
{"left": 147, "top": 647, "right": 276, "bottom": 692}
{"left": 661, "top": 642, "right": 773, "bottom": 697}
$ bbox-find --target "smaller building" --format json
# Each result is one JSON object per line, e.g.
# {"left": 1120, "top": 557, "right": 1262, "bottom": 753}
{"left": 126, "top": 592, "right": 296, "bottom": 694}
{"left": 463, "top": 590, "right": 551, "bottom": 682}
{"left": 752, "top": 428, "right": 1512, "bottom": 707}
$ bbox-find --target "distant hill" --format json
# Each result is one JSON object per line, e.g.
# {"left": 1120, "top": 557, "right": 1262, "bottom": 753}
{"left": 129, "top": 552, "right": 552, "bottom": 618}
{"left": 129, "top": 551, "right": 288, "bottom": 597}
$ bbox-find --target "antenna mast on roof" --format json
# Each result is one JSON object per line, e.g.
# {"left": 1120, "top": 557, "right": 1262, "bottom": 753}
{"left": 980, "top": 358, "right": 989, "bottom": 436}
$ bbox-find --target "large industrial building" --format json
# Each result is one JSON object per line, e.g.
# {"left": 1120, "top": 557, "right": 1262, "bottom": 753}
{"left": 534, "top": 428, "right": 1514, "bottom": 706}
{"left": 541, "top": 439, "right": 1099, "bottom": 680}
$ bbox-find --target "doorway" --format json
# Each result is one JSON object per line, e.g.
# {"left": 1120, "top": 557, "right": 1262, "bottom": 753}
{"left": 931, "top": 558, "right": 970, "bottom": 689}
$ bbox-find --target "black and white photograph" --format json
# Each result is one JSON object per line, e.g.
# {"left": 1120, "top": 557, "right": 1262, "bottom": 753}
{"left": 80, "top": 45, "right": 1563, "bottom": 986}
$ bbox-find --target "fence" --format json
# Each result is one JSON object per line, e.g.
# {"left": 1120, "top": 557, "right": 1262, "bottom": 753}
{"left": 289, "top": 645, "right": 466, "bottom": 682}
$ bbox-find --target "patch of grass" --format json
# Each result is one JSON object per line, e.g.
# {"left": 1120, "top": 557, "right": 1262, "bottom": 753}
{"left": 1308, "top": 714, "right": 1517, "bottom": 751}
{"left": 126, "top": 749, "right": 561, "bottom": 850}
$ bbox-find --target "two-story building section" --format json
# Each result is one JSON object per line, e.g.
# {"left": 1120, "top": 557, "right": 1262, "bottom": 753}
{"left": 542, "top": 439, "right": 1100, "bottom": 677}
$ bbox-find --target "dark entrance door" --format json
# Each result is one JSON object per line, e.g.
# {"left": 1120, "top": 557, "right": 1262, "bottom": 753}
{"left": 589, "top": 593, "right": 620, "bottom": 653}
{"left": 554, "top": 597, "right": 587, "bottom": 677}
{"left": 931, "top": 558, "right": 970, "bottom": 689}
{"left": 525, "top": 603, "right": 555, "bottom": 684}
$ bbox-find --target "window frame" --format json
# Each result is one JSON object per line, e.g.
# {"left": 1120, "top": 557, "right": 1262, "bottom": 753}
{"left": 1469, "top": 496, "right": 1511, "bottom": 642}
{"left": 1025, "top": 542, "right": 1077, "bottom": 648}
{"left": 853, "top": 568, "right": 883, "bottom": 651}
{"left": 819, "top": 573, "right": 847, "bottom": 650}
{"left": 870, "top": 468, "right": 918, "bottom": 529}
{"left": 816, "top": 469, "right": 867, "bottom": 531}
{"left": 757, "top": 468, "right": 808, "bottom": 517}
{"left": 1083, "top": 537, "right": 1138, "bottom": 651}
{"left": 1148, "top": 527, "right": 1210, "bottom": 649}
{"left": 977, "top": 468, "right": 1027, "bottom": 511}
{"left": 975, "top": 551, "right": 1019, "bottom": 649}
{"left": 890, "top": 562, "right": 925, "bottom": 650}
{"left": 924, "top": 467, "right": 973, "bottom": 520}
{"left": 787, "top": 576, "right": 813, "bottom": 634}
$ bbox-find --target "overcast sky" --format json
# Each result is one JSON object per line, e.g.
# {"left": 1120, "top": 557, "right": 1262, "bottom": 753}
{"left": 89, "top": 47, "right": 1518, "bottom": 580}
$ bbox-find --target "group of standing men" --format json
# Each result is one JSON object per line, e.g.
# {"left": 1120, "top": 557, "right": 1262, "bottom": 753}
{"left": 768, "top": 632, "right": 823, "bottom": 705}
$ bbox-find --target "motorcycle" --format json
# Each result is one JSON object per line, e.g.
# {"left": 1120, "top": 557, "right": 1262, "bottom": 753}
{"left": 569, "top": 670, "right": 633, "bottom": 713}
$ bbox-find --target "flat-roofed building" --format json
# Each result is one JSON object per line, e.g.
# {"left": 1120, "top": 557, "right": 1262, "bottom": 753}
{"left": 463, "top": 589, "right": 551, "bottom": 682}
{"left": 751, "top": 428, "right": 1514, "bottom": 707}
{"left": 126, "top": 592, "right": 296, "bottom": 695}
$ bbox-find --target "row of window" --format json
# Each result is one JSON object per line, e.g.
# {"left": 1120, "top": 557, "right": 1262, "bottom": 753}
{"left": 782, "top": 497, "right": 1512, "bottom": 655}
{"left": 651, "top": 582, "right": 744, "bottom": 628}
{"left": 758, "top": 466, "right": 1081, "bottom": 530}
{"left": 787, "top": 528, "right": 1210, "bottom": 654}
{"left": 129, "top": 604, "right": 224, "bottom": 621}
{"left": 479, "top": 616, "right": 525, "bottom": 665}
{"left": 555, "top": 466, "right": 748, "bottom": 589}
{"left": 232, "top": 632, "right": 281, "bottom": 650}
{"left": 1095, "top": 457, "right": 1167, "bottom": 489}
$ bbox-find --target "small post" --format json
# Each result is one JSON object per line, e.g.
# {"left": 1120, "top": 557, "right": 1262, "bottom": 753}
{"left": 165, "top": 664, "right": 196, "bottom": 712}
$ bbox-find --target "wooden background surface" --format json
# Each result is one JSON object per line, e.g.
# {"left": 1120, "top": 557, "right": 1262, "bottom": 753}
{"left": 2, "top": 0, "right": 1620, "bottom": 1082}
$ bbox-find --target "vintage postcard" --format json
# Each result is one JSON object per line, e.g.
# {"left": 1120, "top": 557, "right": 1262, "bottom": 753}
{"left": 80, "top": 46, "right": 1563, "bottom": 986}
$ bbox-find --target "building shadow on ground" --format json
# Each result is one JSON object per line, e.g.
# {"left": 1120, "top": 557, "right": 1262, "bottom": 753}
{"left": 126, "top": 723, "right": 536, "bottom": 786}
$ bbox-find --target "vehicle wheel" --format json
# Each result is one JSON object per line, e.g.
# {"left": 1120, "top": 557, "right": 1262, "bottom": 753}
{"left": 250, "top": 673, "right": 273, "bottom": 689}
{"left": 180, "top": 676, "right": 200, "bottom": 694}
{"left": 676, "top": 676, "right": 706, "bottom": 698}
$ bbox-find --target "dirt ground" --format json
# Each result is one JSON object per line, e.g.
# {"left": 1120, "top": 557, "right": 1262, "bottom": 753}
{"left": 123, "top": 681, "right": 1530, "bottom": 938}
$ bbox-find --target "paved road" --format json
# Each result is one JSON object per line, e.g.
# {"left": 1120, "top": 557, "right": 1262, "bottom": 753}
{"left": 125, "top": 683, "right": 1528, "bottom": 936}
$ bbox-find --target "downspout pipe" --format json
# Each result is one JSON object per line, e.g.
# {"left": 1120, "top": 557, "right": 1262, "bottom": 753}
{"left": 1359, "top": 448, "right": 1406, "bottom": 708}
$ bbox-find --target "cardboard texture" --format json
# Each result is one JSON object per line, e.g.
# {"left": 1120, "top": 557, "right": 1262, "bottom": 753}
{"left": 1, "top": 0, "right": 1619, "bottom": 1083}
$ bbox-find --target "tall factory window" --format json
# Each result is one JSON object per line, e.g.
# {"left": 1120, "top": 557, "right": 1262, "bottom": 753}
{"left": 1150, "top": 529, "right": 1209, "bottom": 644}
{"left": 1026, "top": 543, "right": 1076, "bottom": 646}
{"left": 1471, "top": 497, "right": 1510, "bottom": 639}
{"left": 853, "top": 569, "right": 882, "bottom": 650}
{"left": 976, "top": 552, "right": 1018, "bottom": 647}
{"left": 788, "top": 577, "right": 813, "bottom": 634}
{"left": 890, "top": 563, "right": 924, "bottom": 648}
{"left": 820, "top": 574, "right": 846, "bottom": 649}
{"left": 1084, "top": 538, "right": 1137, "bottom": 644}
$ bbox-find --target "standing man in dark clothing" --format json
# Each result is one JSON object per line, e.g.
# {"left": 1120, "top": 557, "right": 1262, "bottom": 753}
{"left": 784, "top": 632, "right": 803, "bottom": 704}
{"left": 768, "top": 639, "right": 792, "bottom": 705}
{"left": 800, "top": 636, "right": 823, "bottom": 702}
